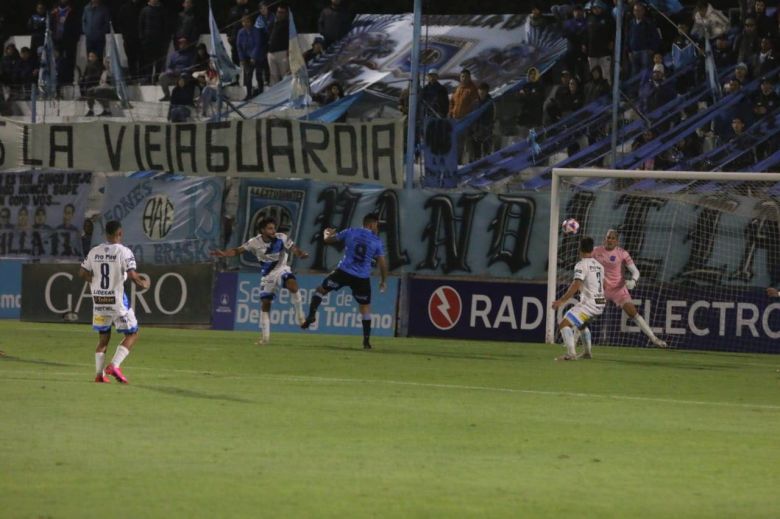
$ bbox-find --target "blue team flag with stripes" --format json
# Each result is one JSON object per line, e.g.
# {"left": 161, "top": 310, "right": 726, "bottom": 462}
{"left": 38, "top": 14, "right": 57, "bottom": 98}
{"left": 108, "top": 22, "right": 130, "bottom": 109}
{"left": 288, "top": 9, "right": 312, "bottom": 109}
{"left": 208, "top": 1, "right": 239, "bottom": 85}
{"left": 704, "top": 36, "right": 722, "bottom": 101}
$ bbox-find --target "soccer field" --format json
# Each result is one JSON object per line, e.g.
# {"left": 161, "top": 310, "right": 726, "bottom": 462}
{"left": 1, "top": 322, "right": 778, "bottom": 518}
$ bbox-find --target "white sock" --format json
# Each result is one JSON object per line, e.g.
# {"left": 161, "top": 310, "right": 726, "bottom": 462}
{"left": 261, "top": 311, "right": 270, "bottom": 342}
{"left": 111, "top": 345, "right": 130, "bottom": 368}
{"left": 561, "top": 327, "right": 576, "bottom": 357}
{"left": 581, "top": 327, "right": 592, "bottom": 353}
{"left": 290, "top": 291, "right": 304, "bottom": 320}
{"left": 95, "top": 352, "right": 105, "bottom": 375}
{"left": 633, "top": 314, "right": 660, "bottom": 342}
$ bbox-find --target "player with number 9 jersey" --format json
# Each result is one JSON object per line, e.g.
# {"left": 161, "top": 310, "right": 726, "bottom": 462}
{"left": 335, "top": 227, "right": 385, "bottom": 279}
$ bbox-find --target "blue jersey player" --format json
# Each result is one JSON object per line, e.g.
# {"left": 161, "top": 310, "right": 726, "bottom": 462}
{"left": 301, "top": 213, "right": 388, "bottom": 349}
{"left": 211, "top": 217, "right": 309, "bottom": 345}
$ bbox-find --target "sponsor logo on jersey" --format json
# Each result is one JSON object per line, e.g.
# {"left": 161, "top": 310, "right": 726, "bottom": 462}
{"left": 428, "top": 285, "right": 462, "bottom": 331}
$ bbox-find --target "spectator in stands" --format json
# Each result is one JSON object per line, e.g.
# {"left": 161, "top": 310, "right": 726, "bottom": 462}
{"left": 318, "top": 0, "right": 354, "bottom": 49}
{"left": 81, "top": 217, "right": 94, "bottom": 258}
{"left": 227, "top": 0, "right": 250, "bottom": 66}
{"left": 734, "top": 17, "right": 760, "bottom": 66}
{"left": 138, "top": 0, "right": 169, "bottom": 84}
{"left": 1, "top": 44, "right": 20, "bottom": 96}
{"left": 50, "top": 0, "right": 81, "bottom": 88}
{"left": 314, "top": 81, "right": 345, "bottom": 108}
{"left": 80, "top": 51, "right": 104, "bottom": 115}
{"left": 85, "top": 55, "right": 119, "bottom": 116}
{"left": 253, "top": 1, "right": 274, "bottom": 85}
{"left": 750, "top": 0, "right": 776, "bottom": 40}
{"left": 725, "top": 115, "right": 757, "bottom": 170}
{"left": 118, "top": 0, "right": 144, "bottom": 81}
{"left": 713, "top": 32, "right": 736, "bottom": 69}
{"left": 192, "top": 43, "right": 210, "bottom": 72}
{"left": 267, "top": 4, "right": 290, "bottom": 85}
{"left": 733, "top": 62, "right": 751, "bottom": 84}
{"left": 159, "top": 37, "right": 195, "bottom": 101}
{"left": 82, "top": 0, "right": 111, "bottom": 59}
{"left": 639, "top": 64, "right": 675, "bottom": 114}
{"left": 303, "top": 36, "right": 326, "bottom": 64}
{"left": 515, "top": 77, "right": 544, "bottom": 129}
{"left": 543, "top": 69, "right": 573, "bottom": 124}
{"left": 528, "top": 3, "right": 548, "bottom": 30}
{"left": 169, "top": 72, "right": 195, "bottom": 122}
{"left": 237, "top": 15, "right": 262, "bottom": 100}
{"left": 449, "top": 68, "right": 479, "bottom": 162}
{"left": 28, "top": 2, "right": 49, "bottom": 58}
{"left": 545, "top": 76, "right": 584, "bottom": 124}
{"left": 563, "top": 4, "right": 588, "bottom": 81}
{"left": 632, "top": 128, "right": 657, "bottom": 170}
{"left": 469, "top": 82, "right": 495, "bottom": 161}
{"left": 174, "top": 0, "right": 199, "bottom": 48}
{"left": 584, "top": 65, "right": 610, "bottom": 103}
{"left": 585, "top": 1, "right": 614, "bottom": 84}
{"left": 691, "top": 1, "right": 729, "bottom": 41}
{"left": 753, "top": 37, "right": 778, "bottom": 78}
{"left": 752, "top": 76, "right": 779, "bottom": 117}
{"left": 420, "top": 69, "right": 449, "bottom": 119}
{"left": 195, "top": 61, "right": 219, "bottom": 117}
{"left": 12, "top": 47, "right": 36, "bottom": 100}
{"left": 626, "top": 2, "right": 662, "bottom": 78}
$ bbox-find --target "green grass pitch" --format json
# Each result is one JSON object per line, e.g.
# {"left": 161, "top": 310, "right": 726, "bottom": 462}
{"left": 1, "top": 321, "right": 779, "bottom": 518}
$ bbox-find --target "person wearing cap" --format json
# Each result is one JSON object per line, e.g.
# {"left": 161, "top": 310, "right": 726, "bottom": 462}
{"left": 158, "top": 36, "right": 195, "bottom": 101}
{"left": 585, "top": 0, "right": 614, "bottom": 84}
{"left": 82, "top": 0, "right": 110, "bottom": 59}
{"left": 420, "top": 68, "right": 449, "bottom": 119}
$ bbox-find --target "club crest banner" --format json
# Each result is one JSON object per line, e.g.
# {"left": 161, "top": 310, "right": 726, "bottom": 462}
{"left": 0, "top": 118, "right": 403, "bottom": 188}
{"left": 0, "top": 170, "right": 92, "bottom": 259}
{"left": 98, "top": 176, "right": 224, "bottom": 265}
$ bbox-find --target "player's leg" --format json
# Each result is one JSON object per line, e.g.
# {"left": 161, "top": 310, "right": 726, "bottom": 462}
{"left": 95, "top": 330, "right": 112, "bottom": 382}
{"left": 352, "top": 276, "right": 373, "bottom": 349}
{"left": 257, "top": 273, "right": 279, "bottom": 345}
{"left": 557, "top": 304, "right": 593, "bottom": 360}
{"left": 578, "top": 324, "right": 593, "bottom": 359}
{"left": 302, "top": 271, "right": 343, "bottom": 329}
{"left": 622, "top": 301, "right": 667, "bottom": 348}
{"left": 105, "top": 309, "right": 139, "bottom": 384}
{"left": 282, "top": 273, "right": 306, "bottom": 326}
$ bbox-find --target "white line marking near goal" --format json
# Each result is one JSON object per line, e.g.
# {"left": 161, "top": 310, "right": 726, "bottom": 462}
{"left": 2, "top": 365, "right": 779, "bottom": 411}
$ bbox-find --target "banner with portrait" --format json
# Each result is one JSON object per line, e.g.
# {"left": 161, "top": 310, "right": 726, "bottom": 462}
{"left": 98, "top": 176, "right": 224, "bottom": 265}
{"left": 0, "top": 170, "right": 92, "bottom": 259}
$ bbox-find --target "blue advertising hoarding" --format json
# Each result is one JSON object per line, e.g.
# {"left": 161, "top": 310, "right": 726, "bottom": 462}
{"left": 0, "top": 260, "right": 23, "bottom": 318}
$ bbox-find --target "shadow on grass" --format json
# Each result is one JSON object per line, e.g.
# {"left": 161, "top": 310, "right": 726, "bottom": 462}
{"left": 0, "top": 355, "right": 75, "bottom": 367}
{"left": 597, "top": 357, "right": 740, "bottom": 371}
{"left": 136, "top": 384, "right": 254, "bottom": 404}
{"left": 304, "top": 343, "right": 523, "bottom": 362}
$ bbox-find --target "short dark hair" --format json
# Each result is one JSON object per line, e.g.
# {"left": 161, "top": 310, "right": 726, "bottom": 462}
{"left": 258, "top": 216, "right": 277, "bottom": 230}
{"left": 580, "top": 236, "right": 595, "bottom": 253}
{"left": 363, "top": 212, "right": 380, "bottom": 226}
{"left": 105, "top": 220, "right": 122, "bottom": 236}
{"left": 478, "top": 82, "right": 490, "bottom": 91}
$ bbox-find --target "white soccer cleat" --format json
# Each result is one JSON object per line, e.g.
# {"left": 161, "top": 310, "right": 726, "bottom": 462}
{"left": 297, "top": 313, "right": 307, "bottom": 327}
{"left": 652, "top": 338, "right": 668, "bottom": 349}
{"left": 255, "top": 337, "right": 269, "bottom": 346}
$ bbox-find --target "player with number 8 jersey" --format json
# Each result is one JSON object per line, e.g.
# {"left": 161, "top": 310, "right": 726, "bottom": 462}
{"left": 79, "top": 220, "right": 150, "bottom": 384}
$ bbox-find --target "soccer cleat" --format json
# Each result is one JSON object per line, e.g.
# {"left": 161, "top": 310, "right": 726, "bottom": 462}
{"left": 105, "top": 364, "right": 128, "bottom": 384}
{"left": 555, "top": 354, "right": 577, "bottom": 361}
{"left": 652, "top": 338, "right": 669, "bottom": 349}
{"left": 577, "top": 351, "right": 592, "bottom": 360}
{"left": 255, "top": 337, "right": 269, "bottom": 346}
{"left": 300, "top": 313, "right": 317, "bottom": 329}
{"left": 94, "top": 374, "right": 111, "bottom": 383}
{"left": 362, "top": 339, "right": 372, "bottom": 350}
{"left": 297, "top": 312, "right": 307, "bottom": 327}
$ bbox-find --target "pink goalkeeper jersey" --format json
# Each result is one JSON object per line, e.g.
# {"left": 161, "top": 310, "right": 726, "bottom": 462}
{"left": 592, "top": 246, "right": 633, "bottom": 290}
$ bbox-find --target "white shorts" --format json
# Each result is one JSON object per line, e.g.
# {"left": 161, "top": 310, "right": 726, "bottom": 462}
{"left": 260, "top": 266, "right": 295, "bottom": 300}
{"left": 564, "top": 302, "right": 604, "bottom": 329}
{"left": 93, "top": 307, "right": 138, "bottom": 334}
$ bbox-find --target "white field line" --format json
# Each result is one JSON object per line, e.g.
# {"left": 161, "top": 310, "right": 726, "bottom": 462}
{"left": 2, "top": 364, "right": 780, "bottom": 411}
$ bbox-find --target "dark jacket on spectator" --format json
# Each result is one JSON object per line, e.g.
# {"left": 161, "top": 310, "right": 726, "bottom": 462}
{"left": 80, "top": 59, "right": 104, "bottom": 91}
{"left": 82, "top": 3, "right": 111, "bottom": 42}
{"left": 267, "top": 18, "right": 289, "bottom": 53}
{"left": 585, "top": 11, "right": 614, "bottom": 58}
{"left": 175, "top": 6, "right": 199, "bottom": 46}
{"left": 28, "top": 12, "right": 48, "bottom": 55}
{"left": 318, "top": 4, "right": 354, "bottom": 48}
{"left": 420, "top": 80, "right": 449, "bottom": 119}
{"left": 118, "top": 0, "right": 143, "bottom": 44}
{"left": 166, "top": 46, "right": 196, "bottom": 75}
{"left": 627, "top": 17, "right": 661, "bottom": 53}
{"left": 138, "top": 3, "right": 167, "bottom": 45}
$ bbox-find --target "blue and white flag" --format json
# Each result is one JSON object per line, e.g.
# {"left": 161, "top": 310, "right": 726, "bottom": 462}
{"left": 38, "top": 14, "right": 57, "bottom": 98}
{"left": 209, "top": 1, "right": 239, "bottom": 85}
{"left": 704, "top": 36, "right": 721, "bottom": 101}
{"left": 288, "top": 10, "right": 312, "bottom": 109}
{"left": 108, "top": 22, "right": 130, "bottom": 109}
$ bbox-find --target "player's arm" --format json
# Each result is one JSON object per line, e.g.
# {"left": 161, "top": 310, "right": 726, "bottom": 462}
{"left": 322, "top": 228, "right": 340, "bottom": 244}
{"left": 127, "top": 269, "right": 150, "bottom": 289}
{"left": 625, "top": 263, "right": 640, "bottom": 290}
{"left": 768, "top": 287, "right": 779, "bottom": 297}
{"left": 78, "top": 267, "right": 93, "bottom": 283}
{"left": 552, "top": 279, "right": 583, "bottom": 310}
{"left": 291, "top": 244, "right": 309, "bottom": 259}
{"left": 376, "top": 255, "right": 388, "bottom": 293}
{"left": 211, "top": 246, "right": 246, "bottom": 258}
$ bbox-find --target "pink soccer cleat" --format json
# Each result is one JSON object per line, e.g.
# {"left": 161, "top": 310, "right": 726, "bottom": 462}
{"left": 94, "top": 374, "right": 111, "bottom": 383}
{"left": 105, "top": 364, "right": 128, "bottom": 384}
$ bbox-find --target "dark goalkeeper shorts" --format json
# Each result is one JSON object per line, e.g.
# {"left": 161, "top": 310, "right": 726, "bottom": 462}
{"left": 321, "top": 269, "right": 372, "bottom": 304}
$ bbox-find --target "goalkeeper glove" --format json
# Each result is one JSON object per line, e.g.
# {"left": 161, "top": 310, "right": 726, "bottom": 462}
{"left": 625, "top": 279, "right": 636, "bottom": 290}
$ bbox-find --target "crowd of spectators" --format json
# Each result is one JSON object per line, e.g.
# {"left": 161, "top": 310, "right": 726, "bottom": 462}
{"left": 0, "top": 0, "right": 354, "bottom": 120}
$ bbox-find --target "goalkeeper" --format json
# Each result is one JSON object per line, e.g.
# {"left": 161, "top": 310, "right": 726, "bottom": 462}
{"left": 592, "top": 229, "right": 667, "bottom": 348}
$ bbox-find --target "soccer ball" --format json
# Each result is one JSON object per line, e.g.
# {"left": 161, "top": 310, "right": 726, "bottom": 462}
{"left": 561, "top": 218, "right": 580, "bottom": 235}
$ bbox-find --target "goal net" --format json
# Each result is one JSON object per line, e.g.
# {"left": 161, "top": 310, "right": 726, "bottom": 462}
{"left": 546, "top": 168, "right": 780, "bottom": 354}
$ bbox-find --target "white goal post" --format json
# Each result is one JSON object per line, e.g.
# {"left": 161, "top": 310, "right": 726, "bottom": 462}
{"left": 546, "top": 167, "right": 780, "bottom": 353}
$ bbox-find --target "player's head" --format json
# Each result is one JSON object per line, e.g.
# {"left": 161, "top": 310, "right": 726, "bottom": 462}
{"left": 105, "top": 220, "right": 123, "bottom": 241}
{"left": 63, "top": 203, "right": 75, "bottom": 224}
{"left": 604, "top": 229, "right": 619, "bottom": 250}
{"left": 362, "top": 212, "right": 380, "bottom": 233}
{"left": 579, "top": 236, "right": 595, "bottom": 255}
{"left": 257, "top": 217, "right": 277, "bottom": 239}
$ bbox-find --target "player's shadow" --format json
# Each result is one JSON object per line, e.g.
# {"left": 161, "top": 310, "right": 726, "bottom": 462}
{"left": 0, "top": 355, "right": 75, "bottom": 367}
{"left": 136, "top": 384, "right": 254, "bottom": 404}
{"left": 597, "top": 357, "right": 740, "bottom": 371}
{"left": 311, "top": 344, "right": 522, "bottom": 362}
